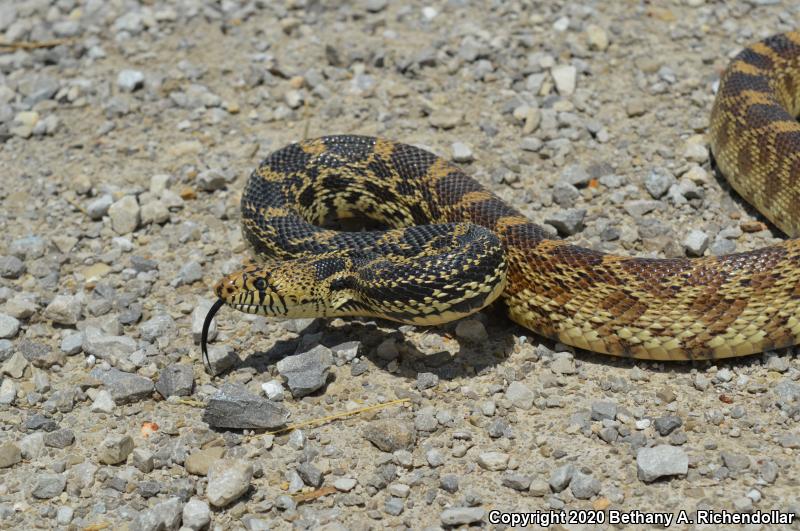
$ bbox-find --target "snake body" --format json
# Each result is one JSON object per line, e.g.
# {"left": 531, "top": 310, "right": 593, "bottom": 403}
{"left": 205, "top": 33, "right": 800, "bottom": 363}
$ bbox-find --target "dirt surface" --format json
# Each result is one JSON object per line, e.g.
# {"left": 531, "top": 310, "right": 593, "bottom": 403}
{"left": 1, "top": 0, "right": 799, "bottom": 529}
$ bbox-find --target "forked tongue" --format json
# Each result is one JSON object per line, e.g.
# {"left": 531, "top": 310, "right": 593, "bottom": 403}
{"left": 201, "top": 299, "right": 226, "bottom": 374}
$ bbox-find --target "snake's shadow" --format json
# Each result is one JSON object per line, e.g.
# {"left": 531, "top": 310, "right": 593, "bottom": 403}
{"left": 238, "top": 312, "right": 513, "bottom": 384}
{"left": 234, "top": 298, "right": 763, "bottom": 387}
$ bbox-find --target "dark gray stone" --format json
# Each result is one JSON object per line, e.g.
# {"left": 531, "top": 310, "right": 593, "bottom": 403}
{"left": 18, "top": 340, "right": 64, "bottom": 369}
{"left": 31, "top": 473, "right": 66, "bottom": 499}
{"left": 90, "top": 367, "right": 154, "bottom": 404}
{"left": 654, "top": 415, "right": 682, "bottom": 436}
{"left": 203, "top": 383, "right": 289, "bottom": 429}
{"left": 276, "top": 345, "right": 333, "bottom": 397}
{"left": 43, "top": 429, "right": 74, "bottom": 449}
{"left": 296, "top": 462, "right": 323, "bottom": 488}
{"left": 156, "top": 364, "right": 194, "bottom": 398}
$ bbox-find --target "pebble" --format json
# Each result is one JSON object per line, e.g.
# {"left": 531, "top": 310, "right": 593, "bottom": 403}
{"left": 203, "top": 383, "right": 289, "bottom": 429}
{"left": 176, "top": 261, "right": 203, "bottom": 285}
{"left": 0, "top": 442, "right": 22, "bottom": 468}
{"left": 439, "top": 474, "right": 459, "bottom": 494}
{"left": 331, "top": 341, "right": 360, "bottom": 365}
{"left": 0, "top": 313, "right": 20, "bottom": 339}
{"left": 551, "top": 64, "right": 577, "bottom": 95}
{"left": 132, "top": 448, "right": 154, "bottom": 473}
{"left": 117, "top": 70, "right": 145, "bottom": 92}
{"left": 721, "top": 451, "right": 751, "bottom": 473}
{"left": 365, "top": 0, "right": 388, "bottom": 12}
{"left": 552, "top": 181, "right": 580, "bottom": 207}
{"left": 197, "top": 169, "right": 227, "bottom": 192}
{"left": 590, "top": 401, "right": 617, "bottom": 421}
{"left": 204, "top": 344, "right": 239, "bottom": 376}
{"left": 90, "top": 390, "right": 115, "bottom": 413}
{"left": 502, "top": 473, "right": 532, "bottom": 491}
{"left": 182, "top": 498, "right": 211, "bottom": 530}
{"left": 451, "top": 142, "right": 474, "bottom": 162}
{"left": 637, "top": 445, "right": 688, "bottom": 482}
{"left": 155, "top": 364, "right": 194, "bottom": 397}
{"left": 545, "top": 208, "right": 586, "bottom": 236}
{"left": 185, "top": 447, "right": 225, "bottom": 476}
{"left": 261, "top": 379, "right": 285, "bottom": 401}
{"left": 570, "top": 471, "right": 601, "bottom": 499}
{"left": 440, "top": 507, "right": 485, "bottom": 526}
{"left": 10, "top": 111, "right": 39, "bottom": 138}
{"left": 477, "top": 451, "right": 509, "bottom": 471}
{"left": 505, "top": 381, "right": 534, "bottom": 410}
{"left": 683, "top": 139, "right": 709, "bottom": 164}
{"left": 43, "top": 295, "right": 81, "bottom": 325}
{"left": 334, "top": 477, "right": 357, "bottom": 492}
{"left": 0, "top": 255, "right": 25, "bottom": 278}
{"left": 585, "top": 24, "right": 609, "bottom": 51}
{"left": 428, "top": 110, "right": 463, "bottom": 129}
{"left": 10, "top": 236, "right": 47, "bottom": 260}
{"left": 108, "top": 195, "right": 141, "bottom": 234}
{"left": 206, "top": 459, "right": 253, "bottom": 508}
{"left": 561, "top": 164, "right": 592, "bottom": 187}
{"left": 31, "top": 473, "right": 66, "bottom": 499}
{"left": 549, "top": 464, "right": 575, "bottom": 492}
{"left": 454, "top": 318, "right": 488, "bottom": 342}
{"left": 426, "top": 448, "right": 444, "bottom": 467}
{"left": 44, "top": 429, "right": 75, "bottom": 449}
{"left": 684, "top": 230, "right": 709, "bottom": 256}
{"left": 56, "top": 507, "right": 73, "bottom": 525}
{"left": 60, "top": 332, "right": 84, "bottom": 355}
{"left": 132, "top": 498, "right": 183, "bottom": 530}
{"left": 90, "top": 367, "right": 154, "bottom": 404}
{"left": 384, "top": 497, "right": 404, "bottom": 515}
{"left": 139, "top": 313, "right": 175, "bottom": 342}
{"left": 643, "top": 168, "right": 675, "bottom": 199}
{"left": 363, "top": 419, "right": 417, "bottom": 452}
{"left": 98, "top": 434, "right": 134, "bottom": 465}
{"left": 654, "top": 415, "right": 683, "bottom": 436}
{"left": 529, "top": 479, "right": 550, "bottom": 497}
{"left": 87, "top": 195, "right": 113, "bottom": 220}
{"left": 276, "top": 345, "right": 333, "bottom": 397}
{"left": 19, "top": 340, "right": 63, "bottom": 369}
{"left": 297, "top": 462, "right": 324, "bottom": 488}
{"left": 416, "top": 372, "right": 439, "bottom": 390}
{"left": 624, "top": 199, "right": 663, "bottom": 217}
{"left": 140, "top": 200, "right": 169, "bottom": 225}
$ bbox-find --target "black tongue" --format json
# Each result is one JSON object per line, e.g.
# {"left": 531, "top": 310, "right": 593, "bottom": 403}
{"left": 202, "top": 299, "right": 226, "bottom": 374}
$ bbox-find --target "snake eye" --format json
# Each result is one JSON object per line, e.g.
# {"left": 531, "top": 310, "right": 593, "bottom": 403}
{"left": 253, "top": 278, "right": 267, "bottom": 291}
{"left": 330, "top": 277, "right": 351, "bottom": 291}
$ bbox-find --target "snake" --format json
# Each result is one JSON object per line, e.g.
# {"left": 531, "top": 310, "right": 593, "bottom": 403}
{"left": 202, "top": 32, "right": 800, "bottom": 366}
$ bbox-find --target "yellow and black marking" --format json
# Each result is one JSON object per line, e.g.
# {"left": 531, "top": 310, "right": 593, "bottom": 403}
{"left": 203, "top": 33, "right": 800, "bottom": 368}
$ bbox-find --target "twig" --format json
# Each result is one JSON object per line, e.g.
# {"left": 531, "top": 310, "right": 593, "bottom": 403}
{"left": 265, "top": 397, "right": 411, "bottom": 435}
{"left": 0, "top": 38, "right": 73, "bottom": 51}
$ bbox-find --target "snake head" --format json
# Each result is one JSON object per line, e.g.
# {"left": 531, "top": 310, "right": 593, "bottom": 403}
{"left": 213, "top": 259, "right": 361, "bottom": 318}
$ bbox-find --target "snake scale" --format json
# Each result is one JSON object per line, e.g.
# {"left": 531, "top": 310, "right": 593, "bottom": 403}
{"left": 203, "top": 32, "right": 800, "bottom": 365}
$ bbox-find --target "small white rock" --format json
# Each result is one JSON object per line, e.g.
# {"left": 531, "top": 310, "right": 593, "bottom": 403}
{"left": 117, "top": 70, "right": 144, "bottom": 92}
{"left": 261, "top": 380, "right": 285, "bottom": 401}
{"left": 684, "top": 230, "right": 709, "bottom": 257}
{"left": 551, "top": 64, "right": 577, "bottom": 96}
{"left": 334, "top": 477, "right": 357, "bottom": 492}
{"left": 91, "top": 390, "right": 115, "bottom": 413}
{"left": 108, "top": 195, "right": 140, "bottom": 234}
{"left": 0, "top": 313, "right": 20, "bottom": 339}
{"left": 451, "top": 142, "right": 474, "bottom": 163}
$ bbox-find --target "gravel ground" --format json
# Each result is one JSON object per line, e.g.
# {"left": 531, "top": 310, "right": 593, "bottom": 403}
{"left": 1, "top": 0, "right": 800, "bottom": 529}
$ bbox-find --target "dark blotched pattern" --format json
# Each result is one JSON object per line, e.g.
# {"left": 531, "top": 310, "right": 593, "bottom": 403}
{"left": 235, "top": 34, "right": 800, "bottom": 360}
